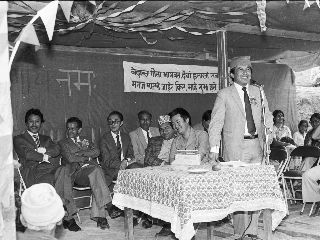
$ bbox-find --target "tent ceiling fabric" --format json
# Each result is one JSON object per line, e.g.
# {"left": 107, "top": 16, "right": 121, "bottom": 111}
{"left": 7, "top": 1, "right": 320, "bottom": 54}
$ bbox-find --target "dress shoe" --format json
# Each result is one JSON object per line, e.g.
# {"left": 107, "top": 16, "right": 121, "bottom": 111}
{"left": 156, "top": 226, "right": 173, "bottom": 237}
{"left": 109, "top": 208, "right": 124, "bottom": 219}
{"left": 62, "top": 219, "right": 81, "bottom": 232}
{"left": 141, "top": 218, "right": 152, "bottom": 229}
{"left": 97, "top": 217, "right": 110, "bottom": 230}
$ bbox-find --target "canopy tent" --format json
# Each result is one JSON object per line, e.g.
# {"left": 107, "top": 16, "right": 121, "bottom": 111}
{"left": 7, "top": 1, "right": 320, "bottom": 62}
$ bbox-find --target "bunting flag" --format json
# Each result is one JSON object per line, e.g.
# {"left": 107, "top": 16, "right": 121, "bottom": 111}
{"left": 89, "top": 1, "right": 96, "bottom": 6}
{"left": 38, "top": 0, "right": 59, "bottom": 40}
{"left": 59, "top": 1, "right": 74, "bottom": 22}
{"left": 16, "top": 24, "right": 39, "bottom": 45}
{"left": 107, "top": 1, "right": 146, "bottom": 18}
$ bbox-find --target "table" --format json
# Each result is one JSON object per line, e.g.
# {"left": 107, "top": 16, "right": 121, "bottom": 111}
{"left": 112, "top": 165, "right": 287, "bottom": 240}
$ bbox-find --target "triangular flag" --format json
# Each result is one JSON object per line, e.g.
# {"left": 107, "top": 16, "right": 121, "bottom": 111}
{"left": 316, "top": 0, "right": 320, "bottom": 8}
{"left": 89, "top": 1, "right": 96, "bottom": 5}
{"left": 59, "top": 1, "right": 73, "bottom": 22}
{"left": 38, "top": 1, "right": 59, "bottom": 41}
{"left": 17, "top": 24, "right": 40, "bottom": 46}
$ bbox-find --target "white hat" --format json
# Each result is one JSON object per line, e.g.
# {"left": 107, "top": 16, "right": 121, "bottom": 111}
{"left": 158, "top": 115, "right": 171, "bottom": 126}
{"left": 21, "top": 183, "right": 65, "bottom": 227}
{"left": 230, "top": 56, "right": 252, "bottom": 69}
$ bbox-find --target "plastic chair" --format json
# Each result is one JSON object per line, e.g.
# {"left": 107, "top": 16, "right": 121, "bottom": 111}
{"left": 72, "top": 185, "right": 92, "bottom": 223}
{"left": 281, "top": 146, "right": 320, "bottom": 216}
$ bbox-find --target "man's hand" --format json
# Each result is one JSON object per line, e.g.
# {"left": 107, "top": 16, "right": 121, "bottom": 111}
{"left": 37, "top": 147, "right": 46, "bottom": 154}
{"left": 120, "top": 159, "right": 128, "bottom": 170}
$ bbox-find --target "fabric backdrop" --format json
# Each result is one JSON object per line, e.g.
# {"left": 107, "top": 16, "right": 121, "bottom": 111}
{"left": 10, "top": 46, "right": 297, "bottom": 143}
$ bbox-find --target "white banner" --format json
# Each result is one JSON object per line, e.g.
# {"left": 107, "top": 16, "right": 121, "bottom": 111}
{"left": 123, "top": 61, "right": 219, "bottom": 94}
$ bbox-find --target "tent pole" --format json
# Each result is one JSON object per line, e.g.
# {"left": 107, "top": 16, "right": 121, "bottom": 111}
{"left": 216, "top": 30, "right": 227, "bottom": 159}
{"left": 217, "top": 30, "right": 228, "bottom": 89}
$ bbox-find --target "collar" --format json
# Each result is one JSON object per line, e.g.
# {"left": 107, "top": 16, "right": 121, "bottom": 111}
{"left": 27, "top": 130, "right": 38, "bottom": 137}
{"left": 234, "top": 82, "right": 249, "bottom": 91}
{"left": 111, "top": 131, "right": 120, "bottom": 138}
{"left": 141, "top": 128, "right": 150, "bottom": 134}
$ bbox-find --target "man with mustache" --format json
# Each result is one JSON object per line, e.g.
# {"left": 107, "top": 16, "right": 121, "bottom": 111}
{"left": 13, "top": 108, "right": 60, "bottom": 187}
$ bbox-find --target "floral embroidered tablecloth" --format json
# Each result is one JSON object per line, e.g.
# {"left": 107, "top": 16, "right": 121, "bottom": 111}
{"left": 113, "top": 165, "right": 287, "bottom": 240}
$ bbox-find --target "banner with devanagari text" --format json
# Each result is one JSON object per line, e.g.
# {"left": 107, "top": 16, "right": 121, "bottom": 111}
{"left": 123, "top": 61, "right": 219, "bottom": 94}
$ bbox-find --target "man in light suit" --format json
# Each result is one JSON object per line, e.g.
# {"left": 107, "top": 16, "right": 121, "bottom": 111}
{"left": 13, "top": 108, "right": 60, "bottom": 187}
{"left": 129, "top": 110, "right": 160, "bottom": 165}
{"left": 208, "top": 56, "right": 273, "bottom": 239}
{"left": 56, "top": 117, "right": 112, "bottom": 230}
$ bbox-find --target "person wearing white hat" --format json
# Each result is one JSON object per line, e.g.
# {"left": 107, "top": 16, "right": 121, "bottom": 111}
{"left": 17, "top": 183, "right": 65, "bottom": 240}
{"left": 208, "top": 56, "right": 273, "bottom": 239}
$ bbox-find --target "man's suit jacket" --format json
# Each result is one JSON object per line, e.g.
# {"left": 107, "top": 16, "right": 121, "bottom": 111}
{"left": 144, "top": 136, "right": 165, "bottom": 167}
{"left": 99, "top": 131, "right": 134, "bottom": 186}
{"left": 13, "top": 132, "right": 60, "bottom": 187}
{"left": 58, "top": 136, "right": 100, "bottom": 176}
{"left": 208, "top": 84, "right": 273, "bottom": 162}
{"left": 129, "top": 127, "right": 160, "bottom": 165}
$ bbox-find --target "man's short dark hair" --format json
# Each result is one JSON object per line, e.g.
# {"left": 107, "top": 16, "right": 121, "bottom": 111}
{"left": 310, "top": 113, "right": 320, "bottom": 121}
{"left": 202, "top": 110, "right": 212, "bottom": 122}
{"left": 108, "top": 111, "right": 124, "bottom": 122}
{"left": 169, "top": 108, "right": 191, "bottom": 126}
{"left": 298, "top": 119, "right": 308, "bottom": 128}
{"left": 25, "top": 108, "right": 45, "bottom": 123}
{"left": 66, "top": 117, "right": 82, "bottom": 129}
{"left": 138, "top": 110, "right": 152, "bottom": 120}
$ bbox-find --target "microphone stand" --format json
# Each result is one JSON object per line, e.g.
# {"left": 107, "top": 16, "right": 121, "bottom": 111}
{"left": 254, "top": 83, "right": 271, "bottom": 165}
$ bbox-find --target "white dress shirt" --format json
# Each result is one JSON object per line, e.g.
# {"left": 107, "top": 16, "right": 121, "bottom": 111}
{"left": 111, "top": 131, "right": 124, "bottom": 160}
{"left": 141, "top": 128, "right": 151, "bottom": 144}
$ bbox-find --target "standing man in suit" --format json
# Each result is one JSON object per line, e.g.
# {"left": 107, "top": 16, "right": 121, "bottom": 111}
{"left": 100, "top": 111, "right": 136, "bottom": 219}
{"left": 13, "top": 108, "right": 60, "bottom": 187}
{"left": 208, "top": 56, "right": 273, "bottom": 239}
{"left": 129, "top": 110, "right": 160, "bottom": 165}
{"left": 56, "top": 117, "right": 112, "bottom": 230}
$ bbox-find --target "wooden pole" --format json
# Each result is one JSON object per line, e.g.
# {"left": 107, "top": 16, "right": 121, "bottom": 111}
{"left": 217, "top": 30, "right": 228, "bottom": 89}
{"left": 216, "top": 30, "right": 228, "bottom": 158}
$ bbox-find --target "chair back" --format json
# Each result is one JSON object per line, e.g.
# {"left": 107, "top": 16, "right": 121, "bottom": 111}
{"left": 290, "top": 146, "right": 320, "bottom": 158}
{"left": 270, "top": 148, "right": 287, "bottom": 162}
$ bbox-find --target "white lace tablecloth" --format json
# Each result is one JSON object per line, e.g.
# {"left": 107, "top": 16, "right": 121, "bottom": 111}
{"left": 112, "top": 165, "right": 287, "bottom": 240}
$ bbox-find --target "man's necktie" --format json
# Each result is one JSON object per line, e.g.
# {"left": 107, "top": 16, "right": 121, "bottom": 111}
{"left": 116, "top": 134, "right": 122, "bottom": 159}
{"left": 147, "top": 131, "right": 150, "bottom": 143}
{"left": 242, "top": 87, "right": 256, "bottom": 135}
{"left": 32, "top": 134, "right": 40, "bottom": 148}
{"left": 72, "top": 138, "right": 80, "bottom": 147}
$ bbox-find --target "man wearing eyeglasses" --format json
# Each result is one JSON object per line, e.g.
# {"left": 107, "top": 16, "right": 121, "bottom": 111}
{"left": 99, "top": 111, "right": 135, "bottom": 219}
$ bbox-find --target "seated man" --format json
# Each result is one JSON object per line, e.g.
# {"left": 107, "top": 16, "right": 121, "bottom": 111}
{"left": 17, "top": 183, "right": 65, "bottom": 240}
{"left": 99, "top": 111, "right": 136, "bottom": 219}
{"left": 142, "top": 114, "right": 176, "bottom": 230}
{"left": 169, "top": 107, "right": 210, "bottom": 163}
{"left": 144, "top": 115, "right": 176, "bottom": 167}
{"left": 193, "top": 109, "right": 212, "bottom": 133}
{"left": 13, "top": 108, "right": 60, "bottom": 187}
{"left": 56, "top": 117, "right": 112, "bottom": 231}
{"left": 130, "top": 110, "right": 160, "bottom": 165}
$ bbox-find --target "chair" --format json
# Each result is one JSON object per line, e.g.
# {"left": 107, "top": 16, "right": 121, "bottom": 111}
{"left": 281, "top": 146, "right": 320, "bottom": 216}
{"left": 72, "top": 185, "right": 93, "bottom": 223}
{"left": 269, "top": 147, "right": 288, "bottom": 179}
